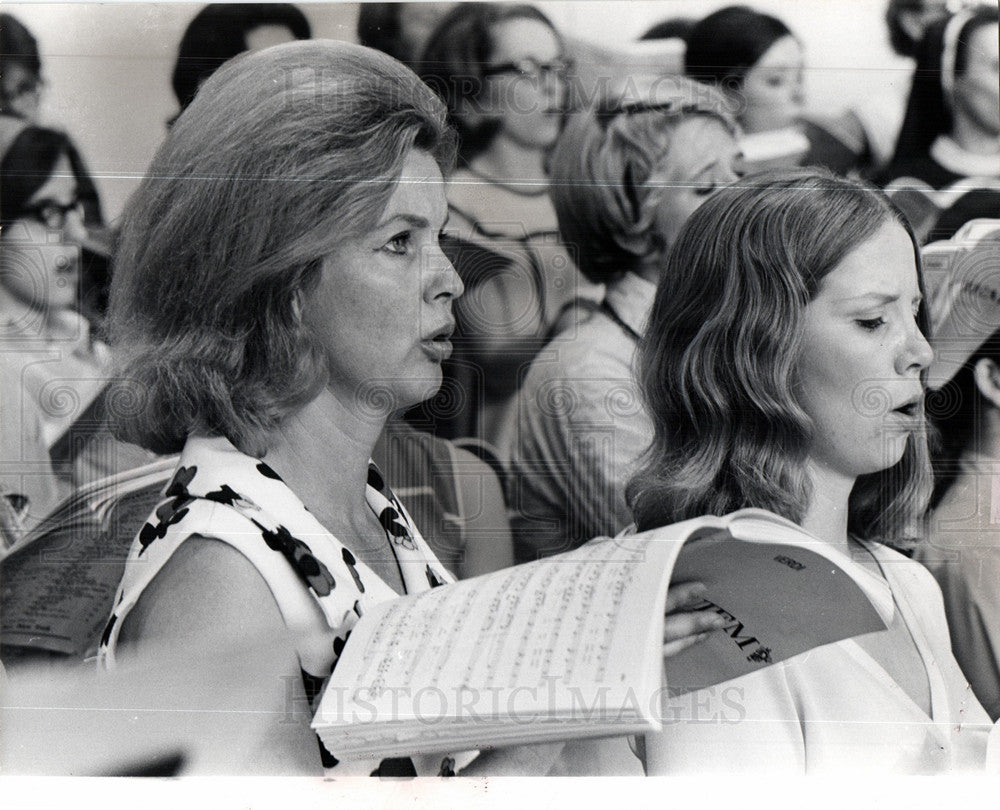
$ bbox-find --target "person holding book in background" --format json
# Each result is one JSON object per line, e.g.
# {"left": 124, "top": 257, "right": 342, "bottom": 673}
{"left": 509, "top": 76, "right": 741, "bottom": 562}
{"left": 414, "top": 2, "right": 601, "bottom": 450}
{"left": 633, "top": 169, "right": 991, "bottom": 773}
{"left": 94, "top": 40, "right": 716, "bottom": 776}
{"left": 916, "top": 220, "right": 1000, "bottom": 721}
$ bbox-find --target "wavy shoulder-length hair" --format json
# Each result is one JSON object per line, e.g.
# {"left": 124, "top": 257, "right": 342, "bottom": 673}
{"left": 627, "top": 168, "right": 932, "bottom": 547}
{"left": 107, "top": 40, "right": 456, "bottom": 457}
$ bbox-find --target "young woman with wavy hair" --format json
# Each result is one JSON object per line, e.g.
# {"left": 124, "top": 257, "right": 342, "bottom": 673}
{"left": 632, "top": 169, "right": 991, "bottom": 773}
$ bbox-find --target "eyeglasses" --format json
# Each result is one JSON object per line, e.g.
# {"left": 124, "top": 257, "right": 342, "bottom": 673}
{"left": 19, "top": 199, "right": 84, "bottom": 229}
{"left": 482, "top": 57, "right": 573, "bottom": 82}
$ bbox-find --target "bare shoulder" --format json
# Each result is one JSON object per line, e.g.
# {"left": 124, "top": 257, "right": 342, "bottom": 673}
{"left": 117, "top": 534, "right": 289, "bottom": 655}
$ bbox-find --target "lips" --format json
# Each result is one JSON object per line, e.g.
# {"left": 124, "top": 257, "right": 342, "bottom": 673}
{"left": 420, "top": 321, "right": 455, "bottom": 362}
{"left": 891, "top": 395, "right": 923, "bottom": 418}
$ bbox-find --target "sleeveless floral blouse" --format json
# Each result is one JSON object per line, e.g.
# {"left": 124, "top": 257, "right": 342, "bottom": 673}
{"left": 98, "top": 435, "right": 463, "bottom": 775}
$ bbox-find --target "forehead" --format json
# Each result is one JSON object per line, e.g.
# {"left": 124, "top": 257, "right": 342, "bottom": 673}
{"left": 380, "top": 149, "right": 447, "bottom": 223}
{"left": 26, "top": 154, "right": 76, "bottom": 205}
{"left": 965, "top": 23, "right": 999, "bottom": 64}
{"left": 753, "top": 35, "right": 803, "bottom": 70}
{"left": 489, "top": 17, "right": 560, "bottom": 62}
{"left": 814, "top": 223, "right": 918, "bottom": 301}
{"left": 660, "top": 117, "right": 738, "bottom": 174}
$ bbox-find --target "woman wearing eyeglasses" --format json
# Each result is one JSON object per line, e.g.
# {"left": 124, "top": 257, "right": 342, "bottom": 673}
{"left": 0, "top": 120, "right": 109, "bottom": 529}
{"left": 415, "top": 2, "right": 599, "bottom": 450}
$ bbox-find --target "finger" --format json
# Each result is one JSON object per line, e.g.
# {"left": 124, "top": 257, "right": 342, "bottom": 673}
{"left": 663, "top": 609, "right": 726, "bottom": 644}
{"left": 662, "top": 629, "right": 715, "bottom": 659}
{"left": 664, "top": 580, "right": 707, "bottom": 613}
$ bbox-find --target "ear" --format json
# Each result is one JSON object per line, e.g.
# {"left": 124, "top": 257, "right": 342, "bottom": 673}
{"left": 456, "top": 94, "right": 499, "bottom": 130}
{"left": 972, "top": 358, "right": 1000, "bottom": 409}
{"left": 897, "top": 10, "right": 927, "bottom": 47}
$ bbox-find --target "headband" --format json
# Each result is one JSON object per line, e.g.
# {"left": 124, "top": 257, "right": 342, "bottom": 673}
{"left": 940, "top": 9, "right": 975, "bottom": 113}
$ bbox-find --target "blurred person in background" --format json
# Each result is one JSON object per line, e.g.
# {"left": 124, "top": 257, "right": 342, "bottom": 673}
{"left": 1, "top": 12, "right": 109, "bottom": 323}
{"left": 0, "top": 120, "right": 110, "bottom": 529}
{"left": 170, "top": 3, "right": 310, "bottom": 121}
{"left": 917, "top": 224, "right": 1000, "bottom": 721}
{"left": 355, "top": 1, "right": 456, "bottom": 69}
{"left": 685, "top": 4, "right": 869, "bottom": 175}
{"left": 881, "top": 6, "right": 999, "bottom": 191}
{"left": 414, "top": 2, "right": 601, "bottom": 451}
{"left": 508, "top": 77, "right": 741, "bottom": 562}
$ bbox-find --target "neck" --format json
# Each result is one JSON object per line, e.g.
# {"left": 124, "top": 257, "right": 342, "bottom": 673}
{"left": 469, "top": 135, "right": 548, "bottom": 184}
{"left": 800, "top": 461, "right": 855, "bottom": 555}
{"left": 950, "top": 114, "right": 1000, "bottom": 157}
{"left": 972, "top": 405, "right": 1000, "bottom": 459}
{"left": 263, "top": 387, "right": 387, "bottom": 530}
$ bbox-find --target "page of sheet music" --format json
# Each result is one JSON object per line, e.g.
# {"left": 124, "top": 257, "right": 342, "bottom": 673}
{"left": 321, "top": 533, "right": 679, "bottom": 725}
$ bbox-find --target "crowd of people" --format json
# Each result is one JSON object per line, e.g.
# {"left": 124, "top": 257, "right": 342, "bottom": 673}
{"left": 1, "top": 0, "right": 999, "bottom": 777}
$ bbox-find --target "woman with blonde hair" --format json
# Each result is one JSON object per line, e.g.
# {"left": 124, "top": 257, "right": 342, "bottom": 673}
{"left": 509, "top": 76, "right": 741, "bottom": 561}
{"left": 633, "top": 169, "right": 991, "bottom": 773}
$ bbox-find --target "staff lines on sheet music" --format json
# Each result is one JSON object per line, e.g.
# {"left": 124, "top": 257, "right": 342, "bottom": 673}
{"left": 464, "top": 568, "right": 522, "bottom": 688}
{"left": 511, "top": 561, "right": 563, "bottom": 687}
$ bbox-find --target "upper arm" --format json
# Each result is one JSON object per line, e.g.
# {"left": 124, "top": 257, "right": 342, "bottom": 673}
{"left": 117, "top": 535, "right": 290, "bottom": 654}
{"left": 115, "top": 536, "right": 322, "bottom": 774}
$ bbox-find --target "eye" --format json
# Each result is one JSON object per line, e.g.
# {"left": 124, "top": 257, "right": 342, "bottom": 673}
{"left": 694, "top": 183, "right": 718, "bottom": 198}
{"left": 856, "top": 317, "right": 886, "bottom": 332}
{"left": 382, "top": 231, "right": 411, "bottom": 255}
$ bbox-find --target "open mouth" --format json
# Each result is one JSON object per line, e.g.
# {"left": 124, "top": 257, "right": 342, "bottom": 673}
{"left": 892, "top": 400, "right": 921, "bottom": 418}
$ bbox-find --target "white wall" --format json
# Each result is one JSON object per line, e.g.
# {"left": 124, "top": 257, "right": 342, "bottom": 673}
{"left": 7, "top": 1, "right": 909, "bottom": 224}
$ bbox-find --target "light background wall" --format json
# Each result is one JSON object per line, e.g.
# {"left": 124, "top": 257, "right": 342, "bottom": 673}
{"left": 6, "top": 1, "right": 910, "bottom": 224}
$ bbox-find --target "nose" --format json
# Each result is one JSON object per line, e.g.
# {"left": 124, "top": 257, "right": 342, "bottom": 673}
{"left": 63, "top": 206, "right": 88, "bottom": 244}
{"left": 790, "top": 72, "right": 805, "bottom": 108}
{"left": 897, "top": 322, "right": 934, "bottom": 375}
{"left": 425, "top": 243, "right": 464, "bottom": 302}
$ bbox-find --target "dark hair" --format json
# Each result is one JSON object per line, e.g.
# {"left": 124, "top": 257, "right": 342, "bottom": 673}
{"left": 419, "top": 2, "right": 562, "bottom": 163}
{"left": 171, "top": 3, "right": 311, "bottom": 110}
{"left": 0, "top": 125, "right": 79, "bottom": 224}
{"left": 684, "top": 5, "right": 793, "bottom": 89}
{"left": 356, "top": 3, "right": 407, "bottom": 60}
{"left": 892, "top": 7, "right": 1000, "bottom": 164}
{"left": 639, "top": 17, "right": 696, "bottom": 42}
{"left": 928, "top": 329, "right": 1000, "bottom": 505}
{"left": 0, "top": 13, "right": 41, "bottom": 76}
{"left": 108, "top": 41, "right": 455, "bottom": 456}
{"left": 885, "top": 0, "right": 944, "bottom": 58}
{"left": 627, "top": 168, "right": 931, "bottom": 547}
{"left": 549, "top": 78, "right": 737, "bottom": 285}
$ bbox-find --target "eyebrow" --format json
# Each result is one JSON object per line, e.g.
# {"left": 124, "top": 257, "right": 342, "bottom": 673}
{"left": 837, "top": 292, "right": 923, "bottom": 307}
{"left": 376, "top": 214, "right": 430, "bottom": 230}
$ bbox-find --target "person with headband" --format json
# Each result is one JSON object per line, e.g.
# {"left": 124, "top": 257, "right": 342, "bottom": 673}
{"left": 881, "top": 8, "right": 999, "bottom": 201}
{"left": 632, "top": 169, "right": 990, "bottom": 773}
{"left": 508, "top": 76, "right": 741, "bottom": 562}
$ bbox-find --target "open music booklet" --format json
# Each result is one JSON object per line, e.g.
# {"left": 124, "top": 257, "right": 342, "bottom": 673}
{"left": 311, "top": 509, "right": 893, "bottom": 761}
